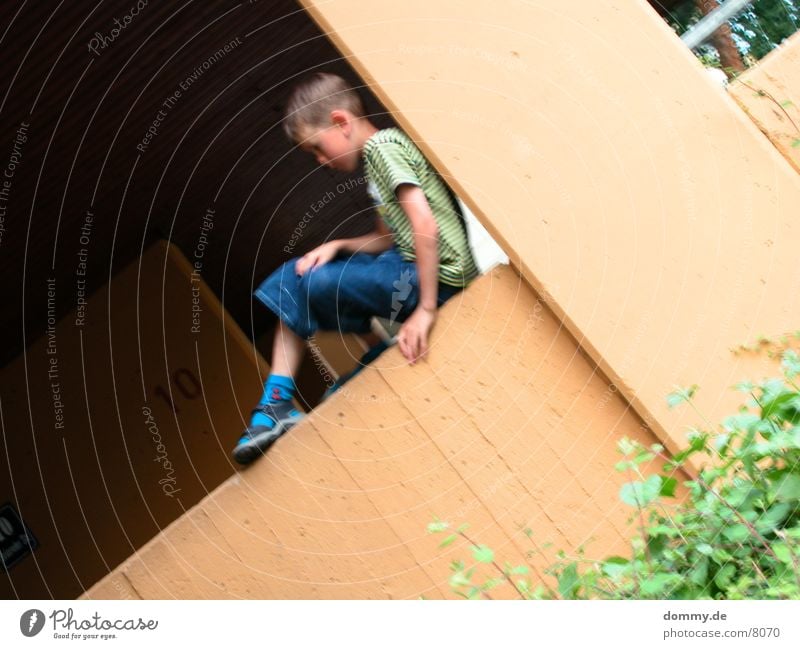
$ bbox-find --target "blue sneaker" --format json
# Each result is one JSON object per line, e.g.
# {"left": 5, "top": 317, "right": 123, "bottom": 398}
{"left": 232, "top": 400, "right": 304, "bottom": 465}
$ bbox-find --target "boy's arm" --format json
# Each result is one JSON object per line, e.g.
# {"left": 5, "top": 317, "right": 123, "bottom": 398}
{"left": 295, "top": 216, "right": 393, "bottom": 275}
{"left": 395, "top": 184, "right": 440, "bottom": 364}
{"left": 337, "top": 215, "right": 394, "bottom": 254}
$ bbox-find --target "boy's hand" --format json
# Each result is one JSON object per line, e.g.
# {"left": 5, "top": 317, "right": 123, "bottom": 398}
{"left": 296, "top": 241, "right": 341, "bottom": 276}
{"left": 397, "top": 306, "right": 437, "bottom": 364}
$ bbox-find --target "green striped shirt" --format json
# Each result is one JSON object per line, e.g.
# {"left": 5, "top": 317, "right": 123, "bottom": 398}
{"left": 363, "top": 127, "right": 479, "bottom": 288}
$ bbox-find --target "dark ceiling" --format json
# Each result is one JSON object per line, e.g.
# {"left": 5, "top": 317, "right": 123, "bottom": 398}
{"left": 0, "top": 0, "right": 395, "bottom": 368}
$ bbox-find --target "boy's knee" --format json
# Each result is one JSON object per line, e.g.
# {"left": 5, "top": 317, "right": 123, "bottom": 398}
{"left": 301, "top": 266, "right": 340, "bottom": 304}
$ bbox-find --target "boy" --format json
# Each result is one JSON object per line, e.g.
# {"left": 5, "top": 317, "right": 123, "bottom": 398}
{"left": 232, "top": 72, "right": 479, "bottom": 465}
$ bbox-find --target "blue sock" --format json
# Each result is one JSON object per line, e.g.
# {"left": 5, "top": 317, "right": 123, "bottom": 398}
{"left": 250, "top": 374, "right": 296, "bottom": 427}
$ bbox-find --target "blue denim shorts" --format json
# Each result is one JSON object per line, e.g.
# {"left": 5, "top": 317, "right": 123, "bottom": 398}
{"left": 254, "top": 247, "right": 462, "bottom": 340}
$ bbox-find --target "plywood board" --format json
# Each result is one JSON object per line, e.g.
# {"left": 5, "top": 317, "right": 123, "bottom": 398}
{"left": 729, "top": 30, "right": 800, "bottom": 174}
{"left": 86, "top": 265, "right": 678, "bottom": 599}
{"left": 1, "top": 241, "right": 266, "bottom": 598}
{"left": 298, "top": 0, "right": 800, "bottom": 458}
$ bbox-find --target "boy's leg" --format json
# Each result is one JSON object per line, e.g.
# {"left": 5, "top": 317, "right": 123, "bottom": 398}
{"left": 233, "top": 260, "right": 313, "bottom": 465}
{"left": 248, "top": 320, "right": 304, "bottom": 431}
{"left": 235, "top": 249, "right": 463, "bottom": 463}
{"left": 299, "top": 248, "right": 420, "bottom": 331}
{"left": 271, "top": 319, "right": 306, "bottom": 378}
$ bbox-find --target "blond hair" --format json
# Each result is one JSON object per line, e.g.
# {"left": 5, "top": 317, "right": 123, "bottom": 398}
{"left": 282, "top": 72, "right": 366, "bottom": 142}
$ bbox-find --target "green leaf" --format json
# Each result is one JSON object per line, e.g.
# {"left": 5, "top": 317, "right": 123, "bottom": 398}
{"left": 557, "top": 562, "right": 580, "bottom": 599}
{"left": 510, "top": 565, "right": 529, "bottom": 575}
{"left": 620, "top": 475, "right": 662, "bottom": 507}
{"left": 756, "top": 502, "right": 791, "bottom": 533}
{"left": 782, "top": 350, "right": 800, "bottom": 379}
{"left": 602, "top": 557, "right": 629, "bottom": 580}
{"left": 761, "top": 390, "right": 798, "bottom": 419}
{"left": 689, "top": 558, "right": 709, "bottom": 587}
{"left": 482, "top": 577, "right": 505, "bottom": 590}
{"left": 722, "top": 524, "right": 750, "bottom": 543}
{"left": 427, "top": 520, "right": 449, "bottom": 534}
{"left": 696, "top": 543, "right": 714, "bottom": 556}
{"left": 714, "top": 564, "right": 736, "bottom": 590}
{"left": 773, "top": 474, "right": 800, "bottom": 501}
{"left": 449, "top": 571, "right": 471, "bottom": 588}
{"left": 771, "top": 542, "right": 792, "bottom": 564}
{"left": 667, "top": 385, "right": 698, "bottom": 409}
{"left": 617, "top": 438, "right": 637, "bottom": 456}
{"left": 619, "top": 482, "right": 640, "bottom": 507}
{"left": 641, "top": 573, "right": 680, "bottom": 597}
{"left": 792, "top": 138, "right": 800, "bottom": 148}
{"left": 725, "top": 483, "right": 758, "bottom": 507}
{"left": 660, "top": 476, "right": 678, "bottom": 498}
{"left": 438, "top": 534, "right": 457, "bottom": 548}
{"left": 471, "top": 544, "right": 495, "bottom": 564}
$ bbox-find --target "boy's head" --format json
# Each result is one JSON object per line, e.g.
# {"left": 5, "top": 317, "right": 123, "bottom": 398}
{"left": 283, "top": 72, "right": 371, "bottom": 172}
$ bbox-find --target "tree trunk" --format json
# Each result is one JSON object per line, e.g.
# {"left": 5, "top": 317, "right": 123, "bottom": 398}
{"left": 695, "top": 0, "right": 747, "bottom": 74}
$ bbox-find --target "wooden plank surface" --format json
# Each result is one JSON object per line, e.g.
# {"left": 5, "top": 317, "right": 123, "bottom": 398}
{"left": 729, "top": 30, "right": 800, "bottom": 175}
{"left": 298, "top": 0, "right": 800, "bottom": 457}
{"left": 84, "top": 265, "right": 673, "bottom": 598}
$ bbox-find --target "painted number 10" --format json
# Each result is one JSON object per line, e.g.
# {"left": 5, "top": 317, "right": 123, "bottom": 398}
{"left": 153, "top": 367, "right": 202, "bottom": 414}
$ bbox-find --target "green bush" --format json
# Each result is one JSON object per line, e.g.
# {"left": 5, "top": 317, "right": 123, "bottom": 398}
{"left": 429, "top": 348, "right": 800, "bottom": 599}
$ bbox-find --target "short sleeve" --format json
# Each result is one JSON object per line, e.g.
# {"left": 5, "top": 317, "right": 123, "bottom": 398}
{"left": 367, "top": 141, "right": 421, "bottom": 195}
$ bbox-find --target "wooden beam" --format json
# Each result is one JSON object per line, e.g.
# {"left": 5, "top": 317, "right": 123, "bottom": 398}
{"left": 297, "top": 0, "right": 800, "bottom": 457}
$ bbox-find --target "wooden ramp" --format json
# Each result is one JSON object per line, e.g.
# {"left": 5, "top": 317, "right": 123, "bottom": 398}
{"left": 83, "top": 265, "right": 670, "bottom": 599}
{"left": 297, "top": 0, "right": 800, "bottom": 458}
{"left": 729, "top": 30, "right": 800, "bottom": 175}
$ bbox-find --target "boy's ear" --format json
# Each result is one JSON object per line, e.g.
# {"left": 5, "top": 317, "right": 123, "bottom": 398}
{"left": 330, "top": 109, "right": 352, "bottom": 136}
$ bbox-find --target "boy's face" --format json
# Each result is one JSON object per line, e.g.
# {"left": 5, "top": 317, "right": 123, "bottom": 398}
{"left": 297, "top": 111, "right": 360, "bottom": 173}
